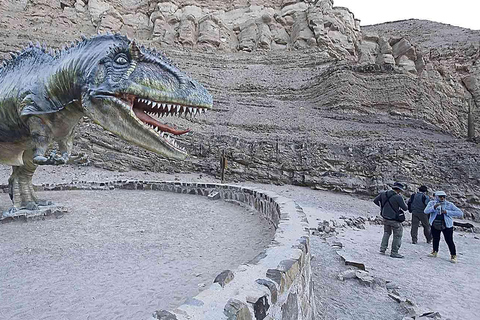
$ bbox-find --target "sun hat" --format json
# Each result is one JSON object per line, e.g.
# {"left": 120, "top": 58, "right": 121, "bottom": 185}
{"left": 419, "top": 185, "right": 428, "bottom": 192}
{"left": 391, "top": 182, "right": 405, "bottom": 191}
{"left": 435, "top": 191, "right": 447, "bottom": 197}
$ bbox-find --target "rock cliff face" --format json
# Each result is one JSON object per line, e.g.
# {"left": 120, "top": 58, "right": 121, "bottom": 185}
{"left": 1, "top": 0, "right": 479, "bottom": 219}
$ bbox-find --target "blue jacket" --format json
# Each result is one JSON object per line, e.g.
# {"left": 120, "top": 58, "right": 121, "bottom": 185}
{"left": 424, "top": 199, "right": 463, "bottom": 228}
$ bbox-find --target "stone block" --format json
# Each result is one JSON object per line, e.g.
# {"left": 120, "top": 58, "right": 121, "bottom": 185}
{"left": 277, "top": 259, "right": 300, "bottom": 292}
{"left": 281, "top": 292, "right": 298, "bottom": 320}
{"left": 214, "top": 270, "right": 234, "bottom": 287}
{"left": 256, "top": 278, "right": 278, "bottom": 304}
{"left": 355, "top": 270, "right": 374, "bottom": 286}
{"left": 224, "top": 299, "right": 252, "bottom": 320}
{"left": 388, "top": 292, "right": 406, "bottom": 303}
{"left": 294, "top": 236, "right": 309, "bottom": 255}
{"left": 336, "top": 251, "right": 365, "bottom": 270}
{"left": 337, "top": 269, "right": 356, "bottom": 281}
{"left": 208, "top": 190, "right": 221, "bottom": 200}
{"left": 252, "top": 296, "right": 269, "bottom": 320}
{"left": 153, "top": 310, "right": 177, "bottom": 320}
{"left": 266, "top": 268, "right": 283, "bottom": 288}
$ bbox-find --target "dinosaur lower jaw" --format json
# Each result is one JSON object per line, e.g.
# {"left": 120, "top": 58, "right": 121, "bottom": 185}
{"left": 120, "top": 93, "right": 207, "bottom": 135}
{"left": 112, "top": 93, "right": 209, "bottom": 154}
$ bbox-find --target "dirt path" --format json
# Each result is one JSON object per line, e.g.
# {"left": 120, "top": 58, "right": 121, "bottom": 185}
{"left": 247, "top": 181, "right": 479, "bottom": 320}
{"left": 333, "top": 224, "right": 479, "bottom": 320}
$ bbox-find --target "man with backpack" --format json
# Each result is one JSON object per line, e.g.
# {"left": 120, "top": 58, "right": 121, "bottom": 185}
{"left": 373, "top": 182, "right": 408, "bottom": 258}
{"left": 407, "top": 185, "right": 432, "bottom": 244}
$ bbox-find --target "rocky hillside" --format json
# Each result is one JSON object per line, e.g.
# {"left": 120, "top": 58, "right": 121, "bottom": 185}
{"left": 1, "top": 0, "right": 479, "bottom": 219}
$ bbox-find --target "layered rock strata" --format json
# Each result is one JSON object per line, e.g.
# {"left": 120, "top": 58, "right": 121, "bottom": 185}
{"left": 0, "top": 0, "right": 479, "bottom": 219}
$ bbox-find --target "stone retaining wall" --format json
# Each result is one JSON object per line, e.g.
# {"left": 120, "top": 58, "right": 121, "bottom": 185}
{"left": 3, "top": 180, "right": 314, "bottom": 319}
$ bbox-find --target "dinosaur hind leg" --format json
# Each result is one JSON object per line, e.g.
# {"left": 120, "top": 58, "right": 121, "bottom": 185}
{"left": 7, "top": 154, "right": 53, "bottom": 214}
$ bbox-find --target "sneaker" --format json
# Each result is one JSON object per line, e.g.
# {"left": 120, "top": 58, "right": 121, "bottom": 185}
{"left": 427, "top": 240, "right": 432, "bottom": 244}
{"left": 412, "top": 240, "right": 417, "bottom": 244}
{"left": 450, "top": 255, "right": 457, "bottom": 263}
{"left": 379, "top": 250, "right": 386, "bottom": 255}
{"left": 390, "top": 253, "right": 404, "bottom": 258}
{"left": 428, "top": 251, "right": 438, "bottom": 258}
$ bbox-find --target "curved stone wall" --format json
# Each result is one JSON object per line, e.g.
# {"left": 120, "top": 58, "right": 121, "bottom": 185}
{"left": 2, "top": 180, "right": 314, "bottom": 319}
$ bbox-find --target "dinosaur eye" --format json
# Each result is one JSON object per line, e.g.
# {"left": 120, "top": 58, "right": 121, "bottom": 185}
{"left": 114, "top": 55, "right": 129, "bottom": 65}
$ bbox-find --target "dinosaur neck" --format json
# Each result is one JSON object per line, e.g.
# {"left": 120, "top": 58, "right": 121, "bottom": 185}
{"left": 44, "top": 40, "right": 112, "bottom": 111}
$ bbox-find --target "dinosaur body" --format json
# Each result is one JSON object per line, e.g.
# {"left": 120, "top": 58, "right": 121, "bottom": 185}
{"left": 0, "top": 34, "right": 213, "bottom": 215}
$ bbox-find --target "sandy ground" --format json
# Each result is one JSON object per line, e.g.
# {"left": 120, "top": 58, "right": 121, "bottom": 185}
{"left": 0, "top": 187, "right": 274, "bottom": 319}
{"left": 1, "top": 164, "right": 479, "bottom": 320}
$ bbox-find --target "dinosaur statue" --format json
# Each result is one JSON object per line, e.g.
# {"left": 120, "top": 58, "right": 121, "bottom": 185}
{"left": 0, "top": 34, "right": 213, "bottom": 216}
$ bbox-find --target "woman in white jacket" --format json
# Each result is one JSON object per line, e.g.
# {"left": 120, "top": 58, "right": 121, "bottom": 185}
{"left": 424, "top": 191, "right": 463, "bottom": 263}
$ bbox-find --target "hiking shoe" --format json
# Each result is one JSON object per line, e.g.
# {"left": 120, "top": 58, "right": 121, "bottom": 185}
{"left": 450, "top": 255, "right": 457, "bottom": 263}
{"left": 428, "top": 251, "right": 438, "bottom": 258}
{"left": 390, "top": 253, "right": 404, "bottom": 258}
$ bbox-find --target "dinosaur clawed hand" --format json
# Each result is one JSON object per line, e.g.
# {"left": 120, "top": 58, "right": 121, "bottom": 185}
{"left": 33, "top": 150, "right": 69, "bottom": 165}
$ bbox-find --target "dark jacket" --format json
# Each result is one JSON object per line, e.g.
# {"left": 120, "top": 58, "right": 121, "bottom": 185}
{"left": 408, "top": 192, "right": 430, "bottom": 214}
{"left": 374, "top": 190, "right": 408, "bottom": 220}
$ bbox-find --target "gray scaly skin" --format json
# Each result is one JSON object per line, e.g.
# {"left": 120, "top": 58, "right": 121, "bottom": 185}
{"left": 0, "top": 34, "right": 213, "bottom": 215}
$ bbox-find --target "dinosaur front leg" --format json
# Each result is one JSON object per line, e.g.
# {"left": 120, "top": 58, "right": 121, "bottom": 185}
{"left": 27, "top": 116, "right": 69, "bottom": 165}
{"left": 54, "top": 132, "right": 74, "bottom": 164}
{"left": 28, "top": 116, "right": 54, "bottom": 165}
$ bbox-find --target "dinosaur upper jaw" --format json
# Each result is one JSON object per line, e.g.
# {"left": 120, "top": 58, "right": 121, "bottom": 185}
{"left": 84, "top": 91, "right": 211, "bottom": 160}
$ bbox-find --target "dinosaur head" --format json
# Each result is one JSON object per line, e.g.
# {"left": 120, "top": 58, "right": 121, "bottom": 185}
{"left": 82, "top": 35, "right": 213, "bottom": 160}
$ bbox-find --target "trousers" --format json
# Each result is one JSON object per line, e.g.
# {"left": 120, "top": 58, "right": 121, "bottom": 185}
{"left": 411, "top": 212, "right": 432, "bottom": 243}
{"left": 380, "top": 219, "right": 403, "bottom": 254}
{"left": 431, "top": 226, "right": 456, "bottom": 255}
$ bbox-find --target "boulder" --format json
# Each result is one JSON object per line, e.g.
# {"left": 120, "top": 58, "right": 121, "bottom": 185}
{"left": 238, "top": 20, "right": 257, "bottom": 51}
{"left": 357, "top": 40, "right": 378, "bottom": 64}
{"left": 257, "top": 22, "right": 273, "bottom": 50}
{"left": 198, "top": 15, "right": 222, "bottom": 48}
{"left": 392, "top": 38, "right": 415, "bottom": 59}
{"left": 291, "top": 11, "right": 316, "bottom": 49}
{"left": 97, "top": 8, "right": 123, "bottom": 33}
{"left": 377, "top": 53, "right": 395, "bottom": 65}
{"left": 378, "top": 36, "right": 393, "bottom": 54}
{"left": 87, "top": 0, "right": 113, "bottom": 27}
{"left": 178, "top": 14, "right": 198, "bottom": 46}
{"left": 396, "top": 55, "right": 417, "bottom": 73}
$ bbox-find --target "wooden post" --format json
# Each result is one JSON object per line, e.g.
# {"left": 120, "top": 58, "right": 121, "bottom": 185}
{"left": 220, "top": 150, "right": 226, "bottom": 183}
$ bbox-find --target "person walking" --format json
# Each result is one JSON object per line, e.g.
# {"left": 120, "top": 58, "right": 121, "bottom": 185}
{"left": 407, "top": 185, "right": 432, "bottom": 244}
{"left": 424, "top": 191, "right": 464, "bottom": 263}
{"left": 374, "top": 182, "right": 408, "bottom": 258}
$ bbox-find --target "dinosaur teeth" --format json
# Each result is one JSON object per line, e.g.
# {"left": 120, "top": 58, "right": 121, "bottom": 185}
{"left": 152, "top": 102, "right": 157, "bottom": 108}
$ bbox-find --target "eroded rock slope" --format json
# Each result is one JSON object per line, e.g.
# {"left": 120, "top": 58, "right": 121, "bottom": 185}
{"left": 0, "top": 0, "right": 479, "bottom": 218}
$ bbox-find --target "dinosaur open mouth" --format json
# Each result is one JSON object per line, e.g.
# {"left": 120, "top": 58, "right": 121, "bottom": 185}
{"left": 117, "top": 93, "right": 208, "bottom": 152}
